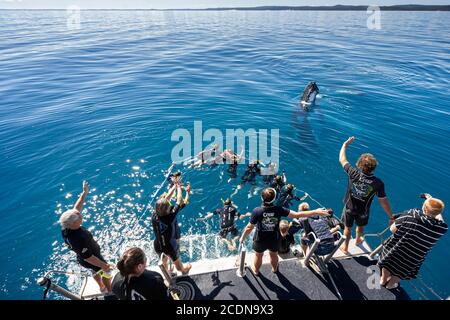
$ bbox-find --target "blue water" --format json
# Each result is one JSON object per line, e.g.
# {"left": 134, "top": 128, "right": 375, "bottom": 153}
{"left": 0, "top": 10, "right": 449, "bottom": 300}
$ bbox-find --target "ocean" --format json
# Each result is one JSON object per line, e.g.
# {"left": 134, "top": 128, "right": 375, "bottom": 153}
{"left": 0, "top": 10, "right": 449, "bottom": 299}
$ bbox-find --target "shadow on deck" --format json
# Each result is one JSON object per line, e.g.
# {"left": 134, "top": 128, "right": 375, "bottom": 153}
{"left": 174, "top": 256, "right": 410, "bottom": 300}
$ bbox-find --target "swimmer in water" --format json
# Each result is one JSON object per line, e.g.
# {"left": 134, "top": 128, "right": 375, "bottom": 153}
{"left": 187, "top": 144, "right": 221, "bottom": 169}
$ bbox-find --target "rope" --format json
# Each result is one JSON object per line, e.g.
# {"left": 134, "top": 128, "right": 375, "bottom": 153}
{"left": 42, "top": 278, "right": 51, "bottom": 300}
{"left": 416, "top": 275, "right": 444, "bottom": 300}
{"left": 113, "top": 163, "right": 176, "bottom": 257}
{"left": 296, "top": 189, "right": 327, "bottom": 208}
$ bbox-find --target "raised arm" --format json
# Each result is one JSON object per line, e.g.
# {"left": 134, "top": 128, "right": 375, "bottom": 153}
{"left": 237, "top": 145, "right": 244, "bottom": 161}
{"left": 74, "top": 181, "right": 89, "bottom": 212}
{"left": 288, "top": 208, "right": 330, "bottom": 219}
{"left": 176, "top": 184, "right": 183, "bottom": 206}
{"left": 339, "top": 136, "right": 355, "bottom": 167}
{"left": 165, "top": 184, "right": 177, "bottom": 201}
{"left": 282, "top": 170, "right": 287, "bottom": 184}
{"left": 183, "top": 183, "right": 191, "bottom": 205}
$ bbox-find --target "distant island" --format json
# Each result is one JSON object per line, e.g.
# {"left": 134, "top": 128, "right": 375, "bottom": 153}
{"left": 179, "top": 5, "right": 450, "bottom": 11}
{"left": 2, "top": 5, "right": 450, "bottom": 11}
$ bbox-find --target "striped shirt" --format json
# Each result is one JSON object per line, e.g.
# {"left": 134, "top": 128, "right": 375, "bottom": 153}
{"left": 378, "top": 208, "right": 447, "bottom": 280}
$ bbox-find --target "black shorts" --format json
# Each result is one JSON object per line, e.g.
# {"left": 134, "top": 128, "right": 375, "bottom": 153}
{"left": 154, "top": 241, "right": 180, "bottom": 262}
{"left": 342, "top": 207, "right": 369, "bottom": 227}
{"left": 78, "top": 253, "right": 106, "bottom": 273}
{"left": 219, "top": 226, "right": 239, "bottom": 239}
{"left": 253, "top": 239, "right": 280, "bottom": 253}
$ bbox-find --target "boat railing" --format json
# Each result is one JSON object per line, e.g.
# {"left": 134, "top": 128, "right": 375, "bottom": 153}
{"left": 37, "top": 270, "right": 87, "bottom": 300}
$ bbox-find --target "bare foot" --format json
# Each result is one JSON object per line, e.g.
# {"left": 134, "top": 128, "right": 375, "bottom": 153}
{"left": 386, "top": 282, "right": 399, "bottom": 290}
{"left": 182, "top": 263, "right": 192, "bottom": 275}
{"left": 251, "top": 265, "right": 260, "bottom": 276}
{"left": 380, "top": 277, "right": 390, "bottom": 287}
{"left": 272, "top": 263, "right": 279, "bottom": 273}
{"left": 340, "top": 246, "right": 350, "bottom": 255}
{"left": 355, "top": 237, "right": 365, "bottom": 245}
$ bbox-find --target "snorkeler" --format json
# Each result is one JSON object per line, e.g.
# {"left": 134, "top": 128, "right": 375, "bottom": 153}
{"left": 197, "top": 199, "right": 250, "bottom": 251}
{"left": 241, "top": 160, "right": 261, "bottom": 185}
{"left": 270, "top": 170, "right": 287, "bottom": 195}
{"left": 262, "top": 162, "right": 277, "bottom": 185}
{"left": 221, "top": 146, "right": 244, "bottom": 179}
{"left": 229, "top": 160, "right": 262, "bottom": 198}
{"left": 187, "top": 144, "right": 221, "bottom": 168}
{"left": 276, "top": 184, "right": 301, "bottom": 208}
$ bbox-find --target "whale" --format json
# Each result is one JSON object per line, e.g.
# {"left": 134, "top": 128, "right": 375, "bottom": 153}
{"left": 300, "top": 81, "right": 320, "bottom": 107}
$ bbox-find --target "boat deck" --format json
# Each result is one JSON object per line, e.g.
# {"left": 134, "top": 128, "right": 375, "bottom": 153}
{"left": 174, "top": 256, "right": 409, "bottom": 300}
{"left": 80, "top": 239, "right": 410, "bottom": 300}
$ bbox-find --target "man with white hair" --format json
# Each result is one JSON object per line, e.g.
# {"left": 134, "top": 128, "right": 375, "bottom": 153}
{"left": 59, "top": 181, "right": 112, "bottom": 293}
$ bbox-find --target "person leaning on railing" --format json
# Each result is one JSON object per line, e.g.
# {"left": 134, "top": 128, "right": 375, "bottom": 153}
{"left": 59, "top": 181, "right": 113, "bottom": 293}
{"left": 152, "top": 176, "right": 192, "bottom": 275}
{"left": 338, "top": 136, "right": 395, "bottom": 254}
{"left": 378, "top": 194, "right": 447, "bottom": 289}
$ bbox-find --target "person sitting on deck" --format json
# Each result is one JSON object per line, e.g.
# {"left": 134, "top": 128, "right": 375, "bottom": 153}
{"left": 152, "top": 179, "right": 192, "bottom": 275}
{"left": 295, "top": 206, "right": 343, "bottom": 257}
{"left": 339, "top": 136, "right": 395, "bottom": 254}
{"left": 239, "top": 188, "right": 330, "bottom": 276}
{"left": 59, "top": 181, "right": 113, "bottom": 293}
{"left": 378, "top": 194, "right": 447, "bottom": 290}
{"left": 112, "top": 247, "right": 171, "bottom": 300}
{"left": 197, "top": 198, "right": 250, "bottom": 252}
{"left": 278, "top": 220, "right": 296, "bottom": 254}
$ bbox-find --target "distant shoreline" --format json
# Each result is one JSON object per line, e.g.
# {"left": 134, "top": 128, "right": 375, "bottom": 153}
{"left": 1, "top": 5, "right": 450, "bottom": 11}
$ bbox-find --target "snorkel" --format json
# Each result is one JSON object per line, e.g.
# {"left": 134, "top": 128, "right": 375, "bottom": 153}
{"left": 262, "top": 188, "right": 277, "bottom": 206}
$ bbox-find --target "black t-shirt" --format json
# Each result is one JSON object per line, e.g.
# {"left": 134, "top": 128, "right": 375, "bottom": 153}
{"left": 279, "top": 234, "right": 295, "bottom": 254}
{"left": 343, "top": 163, "right": 386, "bottom": 216}
{"left": 214, "top": 205, "right": 240, "bottom": 229}
{"left": 270, "top": 181, "right": 285, "bottom": 195}
{"left": 297, "top": 216, "right": 335, "bottom": 243}
{"left": 242, "top": 164, "right": 260, "bottom": 180}
{"left": 250, "top": 206, "right": 290, "bottom": 242}
{"left": 62, "top": 226, "right": 101, "bottom": 260}
{"left": 112, "top": 270, "right": 170, "bottom": 300}
{"left": 152, "top": 203, "right": 185, "bottom": 248}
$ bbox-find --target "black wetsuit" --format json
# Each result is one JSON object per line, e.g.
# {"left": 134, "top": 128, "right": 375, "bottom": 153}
{"left": 226, "top": 158, "right": 239, "bottom": 179}
{"left": 250, "top": 205, "right": 290, "bottom": 253}
{"left": 241, "top": 164, "right": 260, "bottom": 184}
{"left": 262, "top": 174, "right": 275, "bottom": 185}
{"left": 278, "top": 233, "right": 295, "bottom": 254}
{"left": 276, "top": 188, "right": 300, "bottom": 208}
{"left": 62, "top": 227, "right": 106, "bottom": 272}
{"left": 213, "top": 205, "right": 241, "bottom": 238}
{"left": 271, "top": 181, "right": 285, "bottom": 198}
{"left": 342, "top": 163, "right": 386, "bottom": 227}
{"left": 152, "top": 203, "right": 185, "bottom": 261}
{"left": 112, "top": 270, "right": 171, "bottom": 300}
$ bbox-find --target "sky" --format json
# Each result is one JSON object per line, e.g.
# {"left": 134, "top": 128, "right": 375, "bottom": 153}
{"left": 0, "top": 0, "right": 448, "bottom": 9}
